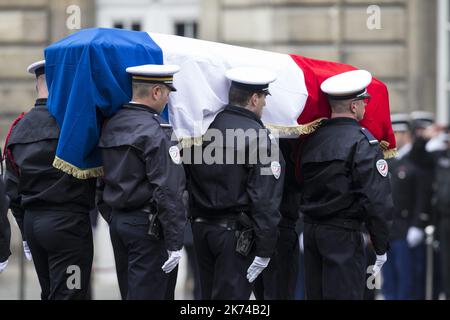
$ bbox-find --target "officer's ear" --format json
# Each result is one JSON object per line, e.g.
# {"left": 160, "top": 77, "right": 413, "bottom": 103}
{"left": 350, "top": 100, "right": 358, "bottom": 114}
{"left": 150, "top": 85, "right": 162, "bottom": 100}
{"left": 249, "top": 93, "right": 259, "bottom": 107}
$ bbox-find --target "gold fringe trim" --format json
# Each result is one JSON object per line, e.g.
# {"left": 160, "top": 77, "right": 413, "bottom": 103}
{"left": 177, "top": 126, "right": 398, "bottom": 159}
{"left": 266, "top": 118, "right": 327, "bottom": 136}
{"left": 265, "top": 124, "right": 306, "bottom": 135}
{"left": 179, "top": 136, "right": 204, "bottom": 148}
{"left": 379, "top": 140, "right": 397, "bottom": 159}
{"left": 178, "top": 118, "right": 327, "bottom": 148}
{"left": 53, "top": 156, "right": 104, "bottom": 179}
{"left": 383, "top": 148, "right": 397, "bottom": 159}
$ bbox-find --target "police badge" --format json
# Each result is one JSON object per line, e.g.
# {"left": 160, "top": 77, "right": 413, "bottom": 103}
{"left": 270, "top": 161, "right": 281, "bottom": 179}
{"left": 376, "top": 159, "right": 388, "bottom": 177}
{"left": 169, "top": 145, "right": 181, "bottom": 164}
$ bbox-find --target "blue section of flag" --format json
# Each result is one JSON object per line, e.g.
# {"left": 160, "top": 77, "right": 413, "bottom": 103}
{"left": 45, "top": 28, "right": 163, "bottom": 174}
{"left": 161, "top": 105, "right": 169, "bottom": 122}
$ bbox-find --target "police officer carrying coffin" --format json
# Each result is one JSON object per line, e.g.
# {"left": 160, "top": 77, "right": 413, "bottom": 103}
{"left": 186, "top": 67, "right": 284, "bottom": 300}
{"left": 381, "top": 114, "right": 425, "bottom": 300}
{"left": 0, "top": 149, "right": 11, "bottom": 274}
{"left": 4, "top": 60, "right": 96, "bottom": 299}
{"left": 97, "top": 64, "right": 186, "bottom": 300}
{"left": 299, "top": 70, "right": 393, "bottom": 299}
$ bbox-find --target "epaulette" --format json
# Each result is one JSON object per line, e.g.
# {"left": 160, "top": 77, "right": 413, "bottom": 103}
{"left": 151, "top": 114, "right": 172, "bottom": 128}
{"left": 360, "top": 127, "right": 379, "bottom": 145}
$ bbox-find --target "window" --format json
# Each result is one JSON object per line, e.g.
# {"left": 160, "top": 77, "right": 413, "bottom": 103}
{"left": 113, "top": 21, "right": 124, "bottom": 29}
{"left": 112, "top": 20, "right": 142, "bottom": 31}
{"left": 131, "top": 22, "right": 142, "bottom": 31}
{"left": 174, "top": 21, "right": 198, "bottom": 38}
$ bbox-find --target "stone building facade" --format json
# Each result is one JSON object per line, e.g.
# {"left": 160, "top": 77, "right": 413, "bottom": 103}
{"left": 200, "top": 0, "right": 438, "bottom": 117}
{"left": 0, "top": 0, "right": 95, "bottom": 141}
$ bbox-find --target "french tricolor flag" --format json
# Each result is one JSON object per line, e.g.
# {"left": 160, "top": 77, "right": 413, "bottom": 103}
{"left": 44, "top": 28, "right": 395, "bottom": 179}
{"left": 151, "top": 33, "right": 395, "bottom": 157}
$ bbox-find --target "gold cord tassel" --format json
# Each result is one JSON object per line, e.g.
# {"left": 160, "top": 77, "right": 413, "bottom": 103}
{"left": 266, "top": 118, "right": 327, "bottom": 135}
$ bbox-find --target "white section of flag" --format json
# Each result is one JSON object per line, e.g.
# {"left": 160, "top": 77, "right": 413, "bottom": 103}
{"left": 149, "top": 33, "right": 308, "bottom": 139}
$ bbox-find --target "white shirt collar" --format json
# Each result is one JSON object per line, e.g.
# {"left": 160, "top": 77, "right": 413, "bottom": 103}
{"left": 396, "top": 143, "right": 412, "bottom": 160}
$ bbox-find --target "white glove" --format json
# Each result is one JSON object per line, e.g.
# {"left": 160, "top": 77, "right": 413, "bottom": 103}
{"left": 161, "top": 250, "right": 182, "bottom": 273}
{"left": 23, "top": 241, "right": 32, "bottom": 261}
{"left": 0, "top": 260, "right": 8, "bottom": 273}
{"left": 247, "top": 256, "right": 270, "bottom": 283}
{"left": 372, "top": 253, "right": 387, "bottom": 278}
{"left": 407, "top": 226, "right": 424, "bottom": 248}
{"left": 299, "top": 233, "right": 304, "bottom": 253}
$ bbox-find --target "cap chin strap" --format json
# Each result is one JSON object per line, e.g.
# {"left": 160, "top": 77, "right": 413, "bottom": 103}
{"left": 328, "top": 88, "right": 368, "bottom": 101}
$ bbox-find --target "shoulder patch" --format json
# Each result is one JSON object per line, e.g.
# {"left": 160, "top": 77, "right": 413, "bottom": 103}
{"left": 270, "top": 161, "right": 281, "bottom": 179}
{"left": 360, "top": 127, "right": 379, "bottom": 145}
{"left": 376, "top": 159, "right": 389, "bottom": 177}
{"left": 169, "top": 145, "right": 181, "bottom": 164}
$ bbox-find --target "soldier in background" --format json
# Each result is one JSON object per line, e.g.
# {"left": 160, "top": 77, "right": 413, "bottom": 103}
{"left": 409, "top": 111, "right": 436, "bottom": 299}
{"left": 381, "top": 114, "right": 425, "bottom": 299}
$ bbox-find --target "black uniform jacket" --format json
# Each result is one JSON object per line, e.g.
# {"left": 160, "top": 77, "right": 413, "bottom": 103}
{"left": 186, "top": 105, "right": 284, "bottom": 257}
{"left": 5, "top": 99, "right": 96, "bottom": 237}
{"left": 98, "top": 103, "right": 186, "bottom": 251}
{"left": 299, "top": 117, "right": 393, "bottom": 254}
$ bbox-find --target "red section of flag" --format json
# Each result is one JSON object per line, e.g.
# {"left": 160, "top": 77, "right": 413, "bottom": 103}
{"left": 290, "top": 54, "right": 396, "bottom": 150}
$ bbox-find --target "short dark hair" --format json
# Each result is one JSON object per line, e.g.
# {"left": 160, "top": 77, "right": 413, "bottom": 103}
{"left": 228, "top": 85, "right": 263, "bottom": 106}
{"left": 329, "top": 98, "right": 353, "bottom": 113}
{"left": 132, "top": 82, "right": 157, "bottom": 99}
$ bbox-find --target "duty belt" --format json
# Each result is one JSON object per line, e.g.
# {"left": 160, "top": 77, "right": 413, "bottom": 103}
{"left": 193, "top": 216, "right": 238, "bottom": 230}
{"left": 304, "top": 216, "right": 362, "bottom": 231}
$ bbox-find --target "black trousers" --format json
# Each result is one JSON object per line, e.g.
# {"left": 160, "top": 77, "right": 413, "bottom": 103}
{"left": 109, "top": 211, "right": 177, "bottom": 300}
{"left": 192, "top": 221, "right": 254, "bottom": 300}
{"left": 24, "top": 210, "right": 93, "bottom": 300}
{"left": 253, "top": 226, "right": 299, "bottom": 300}
{"left": 185, "top": 243, "right": 202, "bottom": 300}
{"left": 304, "top": 223, "right": 366, "bottom": 300}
